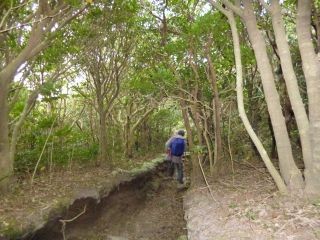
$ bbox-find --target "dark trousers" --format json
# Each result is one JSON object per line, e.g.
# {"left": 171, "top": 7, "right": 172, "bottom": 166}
{"left": 166, "top": 160, "right": 184, "bottom": 184}
{"left": 166, "top": 160, "right": 174, "bottom": 177}
{"left": 174, "top": 162, "right": 184, "bottom": 184}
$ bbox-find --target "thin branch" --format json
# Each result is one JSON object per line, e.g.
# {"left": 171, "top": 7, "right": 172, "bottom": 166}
{"left": 0, "top": 6, "right": 70, "bottom": 34}
{"left": 0, "top": 0, "right": 13, "bottom": 30}
{"left": 60, "top": 205, "right": 87, "bottom": 240}
{"left": 30, "top": 116, "right": 57, "bottom": 185}
{"left": 197, "top": 154, "right": 218, "bottom": 203}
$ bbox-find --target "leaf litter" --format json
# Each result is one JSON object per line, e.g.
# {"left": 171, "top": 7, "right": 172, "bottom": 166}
{"left": 184, "top": 163, "right": 320, "bottom": 240}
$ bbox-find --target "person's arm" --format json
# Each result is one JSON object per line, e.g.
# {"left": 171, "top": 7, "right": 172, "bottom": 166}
{"left": 183, "top": 139, "right": 187, "bottom": 157}
{"left": 165, "top": 137, "right": 173, "bottom": 149}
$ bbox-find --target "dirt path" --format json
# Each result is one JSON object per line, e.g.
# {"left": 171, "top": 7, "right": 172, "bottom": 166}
{"left": 27, "top": 170, "right": 187, "bottom": 240}
{"left": 67, "top": 175, "right": 186, "bottom": 240}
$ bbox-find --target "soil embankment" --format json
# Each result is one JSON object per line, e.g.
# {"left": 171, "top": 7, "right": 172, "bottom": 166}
{"left": 20, "top": 159, "right": 187, "bottom": 240}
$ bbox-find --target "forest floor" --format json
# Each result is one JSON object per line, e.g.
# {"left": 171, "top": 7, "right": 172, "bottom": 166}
{"left": 64, "top": 175, "right": 187, "bottom": 240}
{"left": 1, "top": 156, "right": 320, "bottom": 240}
{"left": 0, "top": 155, "right": 186, "bottom": 240}
{"left": 0, "top": 164, "right": 115, "bottom": 238}
{"left": 184, "top": 161, "right": 320, "bottom": 240}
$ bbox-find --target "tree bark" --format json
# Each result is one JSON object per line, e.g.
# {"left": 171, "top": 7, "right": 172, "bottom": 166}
{"left": 205, "top": 48, "right": 223, "bottom": 175}
{"left": 10, "top": 90, "right": 39, "bottom": 163}
{"left": 0, "top": 73, "right": 12, "bottom": 192}
{"left": 189, "top": 53, "right": 204, "bottom": 146}
{"left": 98, "top": 110, "right": 107, "bottom": 165}
{"left": 312, "top": 2, "right": 320, "bottom": 53}
{"left": 240, "top": 0, "right": 303, "bottom": 190}
{"left": 268, "top": 116, "right": 278, "bottom": 159}
{"left": 124, "top": 106, "right": 155, "bottom": 158}
{"left": 201, "top": 107, "right": 214, "bottom": 173}
{"left": 124, "top": 113, "right": 132, "bottom": 158}
{"left": 269, "top": 0, "right": 312, "bottom": 183}
{"left": 216, "top": 4, "right": 288, "bottom": 193}
{"left": 175, "top": 69, "right": 203, "bottom": 188}
{"left": 297, "top": 0, "right": 320, "bottom": 196}
{"left": 0, "top": 1, "right": 85, "bottom": 191}
{"left": 180, "top": 100, "right": 203, "bottom": 188}
{"left": 0, "top": 48, "right": 37, "bottom": 191}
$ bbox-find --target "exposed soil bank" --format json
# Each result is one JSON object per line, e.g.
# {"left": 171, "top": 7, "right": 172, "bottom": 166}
{"left": 20, "top": 160, "right": 187, "bottom": 240}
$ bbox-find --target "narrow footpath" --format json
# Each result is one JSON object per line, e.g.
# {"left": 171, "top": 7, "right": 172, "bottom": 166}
{"left": 67, "top": 176, "right": 187, "bottom": 240}
{"left": 22, "top": 167, "right": 187, "bottom": 240}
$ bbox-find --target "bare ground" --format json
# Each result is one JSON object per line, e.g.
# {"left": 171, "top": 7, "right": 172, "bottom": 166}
{"left": 0, "top": 157, "right": 187, "bottom": 240}
{"left": 1, "top": 157, "right": 320, "bottom": 240}
{"left": 65, "top": 176, "right": 187, "bottom": 240}
{"left": 0, "top": 165, "right": 113, "bottom": 238}
{"left": 184, "top": 163, "right": 320, "bottom": 240}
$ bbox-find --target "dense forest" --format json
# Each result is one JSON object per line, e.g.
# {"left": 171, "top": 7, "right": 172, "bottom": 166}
{"left": 1, "top": 0, "right": 320, "bottom": 201}
{"left": 0, "top": 0, "right": 320, "bottom": 195}
{"left": 1, "top": 0, "right": 320, "bottom": 239}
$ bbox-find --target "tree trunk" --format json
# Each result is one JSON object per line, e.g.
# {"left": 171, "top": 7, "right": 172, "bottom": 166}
{"left": 0, "top": 63, "right": 21, "bottom": 191}
{"left": 270, "top": 0, "right": 312, "bottom": 181}
{"left": 268, "top": 116, "right": 278, "bottom": 159}
{"left": 190, "top": 102, "right": 204, "bottom": 146}
{"left": 0, "top": 53, "right": 31, "bottom": 192}
{"left": 246, "top": 66, "right": 260, "bottom": 156}
{"left": 0, "top": 75, "right": 12, "bottom": 192}
{"left": 205, "top": 50, "right": 223, "bottom": 175}
{"left": 241, "top": 0, "right": 303, "bottom": 190}
{"left": 124, "top": 113, "right": 132, "bottom": 158}
{"left": 124, "top": 106, "right": 155, "bottom": 158}
{"left": 220, "top": 6, "right": 288, "bottom": 193}
{"left": 126, "top": 137, "right": 134, "bottom": 158}
{"left": 312, "top": 2, "right": 320, "bottom": 53}
{"left": 201, "top": 107, "right": 214, "bottom": 174}
{"left": 180, "top": 100, "right": 203, "bottom": 188}
{"left": 189, "top": 55, "right": 204, "bottom": 147}
{"left": 98, "top": 110, "right": 107, "bottom": 165}
{"left": 176, "top": 69, "right": 203, "bottom": 188}
{"left": 297, "top": 0, "right": 320, "bottom": 196}
{"left": 10, "top": 90, "right": 39, "bottom": 163}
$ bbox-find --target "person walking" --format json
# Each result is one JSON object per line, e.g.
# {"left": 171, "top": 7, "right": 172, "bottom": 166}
{"left": 165, "top": 130, "right": 186, "bottom": 185}
{"left": 164, "top": 141, "right": 174, "bottom": 177}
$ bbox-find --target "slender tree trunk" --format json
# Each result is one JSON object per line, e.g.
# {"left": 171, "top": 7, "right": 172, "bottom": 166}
{"left": 269, "top": 0, "right": 312, "bottom": 181}
{"left": 88, "top": 105, "right": 97, "bottom": 143}
{"left": 180, "top": 100, "right": 203, "bottom": 188}
{"left": 201, "top": 107, "right": 214, "bottom": 173}
{"left": 124, "top": 114, "right": 132, "bottom": 158}
{"left": 176, "top": 71, "right": 203, "bottom": 188}
{"left": 241, "top": 0, "right": 303, "bottom": 190}
{"left": 190, "top": 101, "right": 203, "bottom": 146}
{"left": 297, "top": 0, "right": 320, "bottom": 196}
{"left": 0, "top": 62, "right": 24, "bottom": 191}
{"left": 189, "top": 54, "right": 204, "bottom": 147}
{"left": 246, "top": 66, "right": 260, "bottom": 156}
{"left": 268, "top": 117, "right": 278, "bottom": 160}
{"left": 10, "top": 90, "right": 39, "bottom": 163}
{"left": 126, "top": 137, "right": 134, "bottom": 158}
{"left": 98, "top": 110, "right": 107, "bottom": 165}
{"left": 124, "top": 106, "right": 155, "bottom": 158}
{"left": 221, "top": 6, "right": 288, "bottom": 193}
{"left": 0, "top": 52, "right": 32, "bottom": 191}
{"left": 312, "top": 2, "right": 320, "bottom": 53}
{"left": 205, "top": 50, "right": 223, "bottom": 175}
{"left": 0, "top": 75, "right": 12, "bottom": 192}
